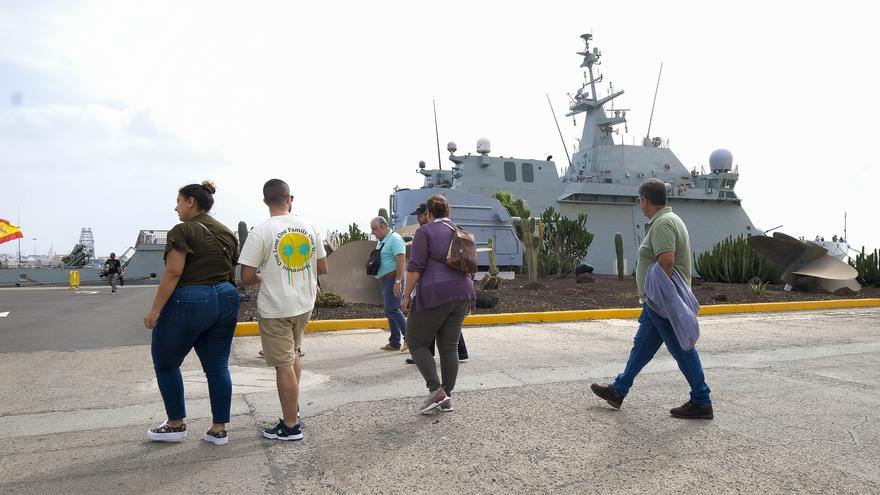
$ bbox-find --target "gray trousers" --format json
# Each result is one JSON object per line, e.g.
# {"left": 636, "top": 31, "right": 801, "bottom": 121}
{"left": 405, "top": 299, "right": 469, "bottom": 394}
{"left": 108, "top": 273, "right": 119, "bottom": 291}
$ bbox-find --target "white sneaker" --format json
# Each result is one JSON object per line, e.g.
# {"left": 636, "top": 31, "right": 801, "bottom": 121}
{"left": 146, "top": 421, "right": 187, "bottom": 442}
{"left": 202, "top": 429, "right": 228, "bottom": 446}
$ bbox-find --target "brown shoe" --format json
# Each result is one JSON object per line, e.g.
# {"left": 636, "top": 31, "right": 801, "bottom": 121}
{"left": 380, "top": 343, "right": 401, "bottom": 351}
{"left": 670, "top": 401, "right": 714, "bottom": 419}
{"left": 590, "top": 383, "right": 625, "bottom": 409}
{"left": 400, "top": 342, "right": 409, "bottom": 352}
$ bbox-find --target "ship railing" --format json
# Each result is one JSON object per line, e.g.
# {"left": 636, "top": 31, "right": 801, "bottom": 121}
{"left": 137, "top": 230, "right": 168, "bottom": 246}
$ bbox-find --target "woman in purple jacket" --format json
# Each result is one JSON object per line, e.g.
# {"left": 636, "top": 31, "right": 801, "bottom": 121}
{"left": 401, "top": 194, "right": 476, "bottom": 414}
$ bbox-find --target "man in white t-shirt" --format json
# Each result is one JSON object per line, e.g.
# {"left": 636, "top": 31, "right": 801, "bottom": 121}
{"left": 239, "top": 179, "right": 327, "bottom": 441}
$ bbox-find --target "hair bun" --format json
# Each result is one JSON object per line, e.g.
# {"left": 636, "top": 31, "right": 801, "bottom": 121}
{"left": 201, "top": 180, "right": 216, "bottom": 194}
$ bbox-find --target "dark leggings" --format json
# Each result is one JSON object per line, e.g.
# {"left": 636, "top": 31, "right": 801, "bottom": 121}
{"left": 426, "top": 332, "right": 468, "bottom": 359}
{"left": 405, "top": 299, "right": 470, "bottom": 394}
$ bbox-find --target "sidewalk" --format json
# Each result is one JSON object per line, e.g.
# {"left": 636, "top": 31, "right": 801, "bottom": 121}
{"left": 2, "top": 308, "right": 879, "bottom": 494}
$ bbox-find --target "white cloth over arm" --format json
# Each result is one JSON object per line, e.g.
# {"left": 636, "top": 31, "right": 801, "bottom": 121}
{"left": 644, "top": 262, "right": 700, "bottom": 351}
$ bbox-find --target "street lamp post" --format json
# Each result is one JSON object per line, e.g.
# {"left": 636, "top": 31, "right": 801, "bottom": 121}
{"left": 33, "top": 238, "right": 37, "bottom": 257}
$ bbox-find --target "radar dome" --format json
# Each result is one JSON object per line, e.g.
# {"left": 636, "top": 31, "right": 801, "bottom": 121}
{"left": 476, "top": 138, "right": 491, "bottom": 155}
{"left": 447, "top": 141, "right": 457, "bottom": 154}
{"left": 709, "top": 149, "right": 733, "bottom": 173}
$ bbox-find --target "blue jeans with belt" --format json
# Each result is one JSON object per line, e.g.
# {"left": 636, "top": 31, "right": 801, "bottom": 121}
{"left": 612, "top": 304, "right": 711, "bottom": 405}
{"left": 151, "top": 282, "right": 240, "bottom": 423}
{"left": 380, "top": 276, "right": 406, "bottom": 348}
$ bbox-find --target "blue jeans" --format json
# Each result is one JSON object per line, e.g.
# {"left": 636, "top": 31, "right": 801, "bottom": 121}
{"left": 612, "top": 304, "right": 711, "bottom": 405}
{"left": 151, "top": 282, "right": 240, "bottom": 424}
{"left": 380, "top": 276, "right": 406, "bottom": 347}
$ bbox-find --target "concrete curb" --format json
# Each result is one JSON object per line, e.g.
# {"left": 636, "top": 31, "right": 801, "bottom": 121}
{"left": 233, "top": 298, "right": 880, "bottom": 337}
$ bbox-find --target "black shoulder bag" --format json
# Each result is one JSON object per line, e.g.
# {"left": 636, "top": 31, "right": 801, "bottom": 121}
{"left": 366, "top": 239, "right": 385, "bottom": 276}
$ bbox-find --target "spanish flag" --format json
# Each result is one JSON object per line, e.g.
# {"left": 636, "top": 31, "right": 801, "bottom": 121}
{"left": 0, "top": 219, "right": 24, "bottom": 245}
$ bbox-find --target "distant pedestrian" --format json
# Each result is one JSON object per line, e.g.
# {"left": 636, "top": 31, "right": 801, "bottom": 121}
{"left": 103, "top": 253, "right": 123, "bottom": 294}
{"left": 401, "top": 194, "right": 476, "bottom": 414}
{"left": 369, "top": 216, "right": 407, "bottom": 351}
{"left": 239, "top": 179, "right": 327, "bottom": 442}
{"left": 404, "top": 203, "right": 469, "bottom": 365}
{"left": 143, "top": 180, "right": 241, "bottom": 445}
{"left": 590, "top": 178, "right": 713, "bottom": 419}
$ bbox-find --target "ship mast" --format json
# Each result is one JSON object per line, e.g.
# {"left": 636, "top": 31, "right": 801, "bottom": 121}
{"left": 565, "top": 34, "right": 627, "bottom": 173}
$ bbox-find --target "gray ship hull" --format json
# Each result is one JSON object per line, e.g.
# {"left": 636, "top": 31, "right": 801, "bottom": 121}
{"left": 1, "top": 231, "right": 166, "bottom": 287}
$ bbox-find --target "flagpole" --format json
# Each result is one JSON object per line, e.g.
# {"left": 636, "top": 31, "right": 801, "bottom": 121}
{"left": 17, "top": 207, "right": 21, "bottom": 265}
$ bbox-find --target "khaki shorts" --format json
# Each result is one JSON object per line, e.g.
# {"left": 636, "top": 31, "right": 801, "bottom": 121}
{"left": 258, "top": 312, "right": 312, "bottom": 367}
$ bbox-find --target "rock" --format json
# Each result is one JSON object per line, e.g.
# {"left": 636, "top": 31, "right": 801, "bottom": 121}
{"left": 713, "top": 294, "right": 728, "bottom": 302}
{"left": 833, "top": 287, "right": 857, "bottom": 296}
{"left": 575, "top": 264, "right": 594, "bottom": 275}
{"left": 475, "top": 290, "right": 499, "bottom": 308}
{"left": 575, "top": 274, "right": 595, "bottom": 284}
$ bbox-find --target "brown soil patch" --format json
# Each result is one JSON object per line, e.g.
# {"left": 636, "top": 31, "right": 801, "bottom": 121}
{"left": 238, "top": 274, "right": 880, "bottom": 321}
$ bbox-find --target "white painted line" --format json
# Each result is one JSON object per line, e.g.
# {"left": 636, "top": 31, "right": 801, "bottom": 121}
{"left": 0, "top": 311, "right": 9, "bottom": 318}
{"left": 74, "top": 291, "right": 99, "bottom": 295}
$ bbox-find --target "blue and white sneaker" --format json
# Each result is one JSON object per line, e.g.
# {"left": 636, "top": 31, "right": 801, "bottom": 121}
{"left": 263, "top": 419, "right": 303, "bottom": 441}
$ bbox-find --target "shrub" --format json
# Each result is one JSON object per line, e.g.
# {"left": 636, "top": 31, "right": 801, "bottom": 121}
{"left": 695, "top": 235, "right": 782, "bottom": 284}
{"left": 747, "top": 277, "right": 769, "bottom": 295}
{"left": 315, "top": 291, "right": 345, "bottom": 308}
{"left": 540, "top": 207, "right": 594, "bottom": 276}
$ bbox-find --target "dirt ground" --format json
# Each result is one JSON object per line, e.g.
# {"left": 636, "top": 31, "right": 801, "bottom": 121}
{"left": 238, "top": 274, "right": 880, "bottom": 321}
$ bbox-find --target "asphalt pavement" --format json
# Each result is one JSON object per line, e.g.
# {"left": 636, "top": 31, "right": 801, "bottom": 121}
{"left": 0, "top": 287, "right": 878, "bottom": 494}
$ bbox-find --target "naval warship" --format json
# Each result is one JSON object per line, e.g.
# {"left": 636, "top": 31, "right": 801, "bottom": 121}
{"left": 390, "top": 33, "right": 759, "bottom": 275}
{"left": 0, "top": 229, "right": 165, "bottom": 287}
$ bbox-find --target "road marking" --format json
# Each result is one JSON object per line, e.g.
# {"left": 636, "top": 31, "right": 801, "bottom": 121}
{"left": 74, "top": 291, "right": 99, "bottom": 295}
{"left": 0, "top": 311, "right": 9, "bottom": 318}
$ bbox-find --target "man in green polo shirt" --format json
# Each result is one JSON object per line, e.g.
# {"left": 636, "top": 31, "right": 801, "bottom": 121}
{"left": 590, "top": 178, "right": 713, "bottom": 419}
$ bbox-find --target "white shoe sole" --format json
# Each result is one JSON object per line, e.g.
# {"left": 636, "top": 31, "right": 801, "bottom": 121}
{"left": 262, "top": 431, "right": 303, "bottom": 441}
{"left": 202, "top": 432, "right": 229, "bottom": 445}
{"left": 146, "top": 429, "right": 186, "bottom": 442}
{"left": 420, "top": 396, "right": 450, "bottom": 415}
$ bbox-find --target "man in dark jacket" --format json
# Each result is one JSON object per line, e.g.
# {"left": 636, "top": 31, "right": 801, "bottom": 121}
{"left": 103, "top": 253, "right": 123, "bottom": 294}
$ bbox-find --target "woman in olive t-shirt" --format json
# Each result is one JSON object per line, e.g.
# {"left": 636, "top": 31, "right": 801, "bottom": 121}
{"left": 143, "top": 180, "right": 240, "bottom": 446}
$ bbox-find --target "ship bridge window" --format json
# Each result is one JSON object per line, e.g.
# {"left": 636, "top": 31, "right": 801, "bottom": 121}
{"left": 504, "top": 161, "right": 516, "bottom": 182}
{"left": 521, "top": 163, "right": 534, "bottom": 182}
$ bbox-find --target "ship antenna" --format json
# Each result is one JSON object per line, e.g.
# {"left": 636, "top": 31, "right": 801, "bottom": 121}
{"left": 433, "top": 99, "right": 442, "bottom": 170}
{"left": 643, "top": 62, "right": 663, "bottom": 146}
{"left": 546, "top": 94, "right": 574, "bottom": 169}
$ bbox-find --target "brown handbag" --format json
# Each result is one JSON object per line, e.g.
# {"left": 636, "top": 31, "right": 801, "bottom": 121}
{"left": 440, "top": 221, "right": 478, "bottom": 273}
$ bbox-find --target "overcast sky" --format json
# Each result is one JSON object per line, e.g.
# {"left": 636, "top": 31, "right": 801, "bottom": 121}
{"left": 1, "top": 1, "right": 877, "bottom": 258}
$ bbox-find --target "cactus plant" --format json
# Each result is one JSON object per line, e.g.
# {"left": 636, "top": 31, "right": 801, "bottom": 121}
{"left": 614, "top": 232, "right": 624, "bottom": 280}
{"left": 480, "top": 238, "right": 502, "bottom": 290}
{"left": 237, "top": 221, "right": 249, "bottom": 249}
{"left": 695, "top": 235, "right": 782, "bottom": 283}
{"left": 849, "top": 247, "right": 880, "bottom": 287}
{"left": 378, "top": 208, "right": 389, "bottom": 222}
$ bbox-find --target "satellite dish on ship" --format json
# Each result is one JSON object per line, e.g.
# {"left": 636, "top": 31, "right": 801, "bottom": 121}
{"left": 709, "top": 149, "right": 733, "bottom": 173}
{"left": 476, "top": 138, "right": 491, "bottom": 155}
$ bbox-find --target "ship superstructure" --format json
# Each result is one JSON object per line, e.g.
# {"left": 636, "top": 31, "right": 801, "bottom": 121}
{"left": 390, "top": 34, "right": 759, "bottom": 274}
